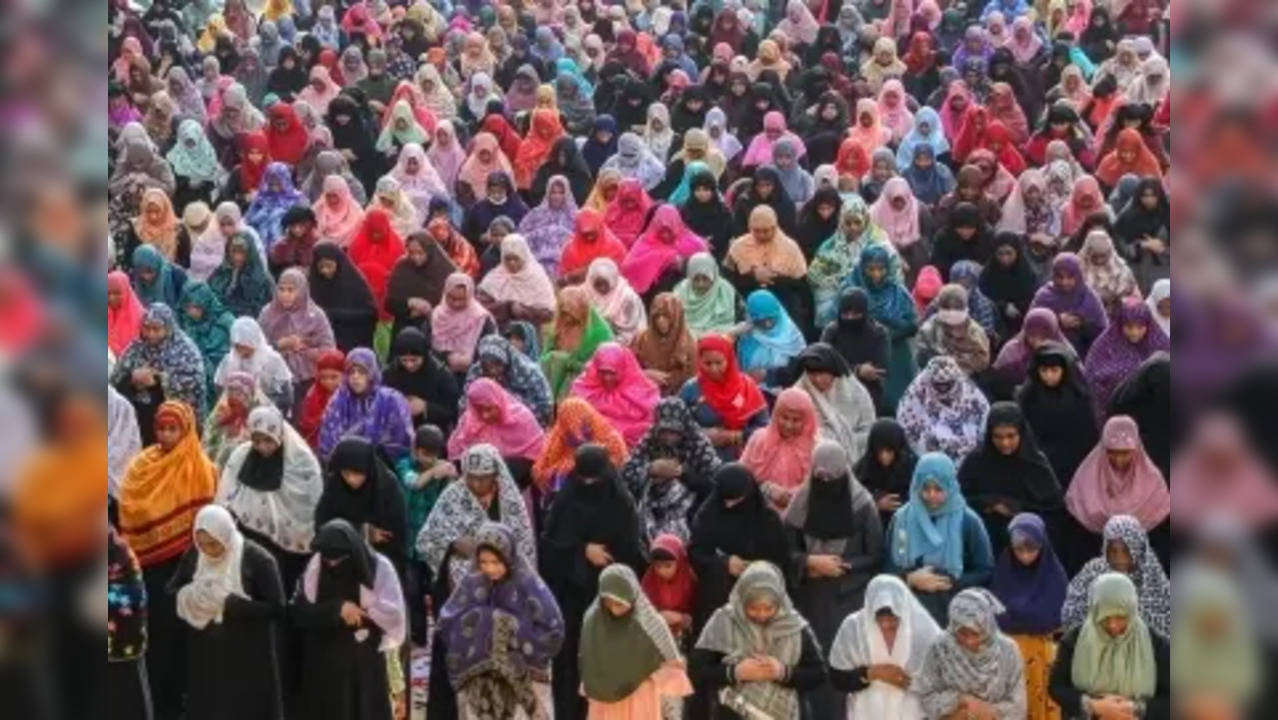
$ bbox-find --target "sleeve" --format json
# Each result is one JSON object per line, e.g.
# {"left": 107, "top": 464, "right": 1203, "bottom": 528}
{"left": 843, "top": 503, "right": 884, "bottom": 576}
{"left": 362, "top": 554, "right": 408, "bottom": 649}
{"left": 689, "top": 647, "right": 735, "bottom": 691}
{"left": 992, "top": 644, "right": 1028, "bottom": 720}
{"left": 224, "top": 544, "right": 286, "bottom": 621}
{"left": 1048, "top": 629, "right": 1087, "bottom": 718}
{"left": 956, "top": 510, "right": 995, "bottom": 590}
{"left": 916, "top": 643, "right": 963, "bottom": 719}
{"left": 828, "top": 614, "right": 872, "bottom": 693}
{"left": 781, "top": 627, "right": 828, "bottom": 691}
{"left": 165, "top": 547, "right": 199, "bottom": 594}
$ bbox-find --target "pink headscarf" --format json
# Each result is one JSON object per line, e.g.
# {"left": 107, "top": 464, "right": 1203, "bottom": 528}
{"left": 741, "top": 111, "right": 806, "bottom": 167}
{"left": 870, "top": 177, "right": 921, "bottom": 248}
{"left": 431, "top": 273, "right": 493, "bottom": 357}
{"left": 1066, "top": 415, "right": 1171, "bottom": 533}
{"left": 312, "top": 175, "right": 366, "bottom": 246}
{"left": 620, "top": 205, "right": 708, "bottom": 294}
{"left": 476, "top": 234, "right": 557, "bottom": 313}
{"left": 298, "top": 66, "right": 342, "bottom": 115}
{"left": 568, "top": 342, "right": 660, "bottom": 447}
{"left": 846, "top": 99, "right": 892, "bottom": 156}
{"left": 108, "top": 270, "right": 145, "bottom": 356}
{"left": 877, "top": 80, "right": 915, "bottom": 143}
{"left": 448, "top": 378, "right": 546, "bottom": 460}
{"left": 341, "top": 2, "right": 384, "bottom": 39}
{"left": 1171, "top": 413, "right": 1278, "bottom": 531}
{"left": 739, "top": 387, "right": 818, "bottom": 493}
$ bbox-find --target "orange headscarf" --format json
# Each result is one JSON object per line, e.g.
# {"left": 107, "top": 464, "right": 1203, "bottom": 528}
{"left": 117, "top": 401, "right": 218, "bottom": 567}
{"left": 513, "top": 108, "right": 564, "bottom": 189}
{"left": 1096, "top": 128, "right": 1163, "bottom": 188}
{"left": 531, "top": 397, "right": 629, "bottom": 491}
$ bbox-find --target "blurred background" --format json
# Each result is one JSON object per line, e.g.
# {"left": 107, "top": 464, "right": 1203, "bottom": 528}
{"left": 0, "top": 0, "right": 1274, "bottom": 716}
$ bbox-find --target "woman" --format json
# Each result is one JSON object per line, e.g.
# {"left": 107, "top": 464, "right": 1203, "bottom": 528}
{"left": 915, "top": 589, "right": 1027, "bottom": 718}
{"left": 448, "top": 378, "right": 547, "bottom": 472}
{"left": 476, "top": 234, "right": 557, "bottom": 327}
{"left": 218, "top": 405, "right": 323, "bottom": 591}
{"left": 291, "top": 519, "right": 406, "bottom": 720}
{"left": 737, "top": 289, "right": 807, "bottom": 384}
{"left": 257, "top": 268, "right": 336, "bottom": 407}
{"left": 436, "top": 521, "right": 564, "bottom": 720}
{"left": 309, "top": 243, "right": 378, "bottom": 352}
{"left": 621, "top": 206, "right": 708, "bottom": 298}
{"left": 1114, "top": 178, "right": 1170, "bottom": 290}
{"left": 558, "top": 208, "right": 628, "bottom": 284}
{"left": 959, "top": 404, "right": 1065, "bottom": 557}
{"left": 214, "top": 317, "right": 293, "bottom": 413}
{"left": 1050, "top": 572, "right": 1170, "bottom": 720}
{"left": 175, "top": 281, "right": 234, "bottom": 402}
{"left": 674, "top": 253, "right": 740, "bottom": 337}
{"left": 170, "top": 505, "right": 286, "bottom": 720}
{"left": 678, "top": 169, "right": 734, "bottom": 259}
{"left": 581, "top": 564, "right": 693, "bottom": 718}
{"left": 1013, "top": 344, "right": 1097, "bottom": 504}
{"left": 430, "top": 273, "right": 496, "bottom": 375}
{"left": 313, "top": 434, "right": 408, "bottom": 592}
{"left": 107, "top": 522, "right": 151, "bottom": 717}
{"left": 109, "top": 270, "right": 146, "bottom": 357}
{"left": 679, "top": 335, "right": 770, "bottom": 460}
{"left": 1065, "top": 415, "right": 1171, "bottom": 565}
{"left": 738, "top": 387, "right": 819, "bottom": 512}
{"left": 245, "top": 163, "right": 307, "bottom": 255}
{"left": 991, "top": 513, "right": 1069, "bottom": 720}
{"left": 690, "top": 561, "right": 826, "bottom": 720}
{"left": 843, "top": 244, "right": 918, "bottom": 410}
{"left": 131, "top": 243, "right": 188, "bottom": 308}
{"left": 120, "top": 188, "right": 185, "bottom": 267}
{"left": 532, "top": 397, "right": 629, "bottom": 497}
{"left": 1083, "top": 297, "right": 1170, "bottom": 417}
{"left": 384, "top": 230, "right": 456, "bottom": 342}
{"left": 819, "top": 288, "right": 891, "bottom": 412}
{"left": 208, "top": 232, "right": 276, "bottom": 317}
{"left": 1080, "top": 230, "right": 1138, "bottom": 314}
{"left": 916, "top": 284, "right": 991, "bottom": 375}
{"left": 111, "top": 304, "right": 209, "bottom": 438}
{"left": 202, "top": 372, "right": 274, "bottom": 471}
{"left": 793, "top": 343, "right": 875, "bottom": 456}
{"left": 1095, "top": 128, "right": 1162, "bottom": 189}
{"left": 117, "top": 401, "right": 219, "bottom": 718}
{"left": 514, "top": 108, "right": 565, "bottom": 191}
{"left": 605, "top": 178, "right": 654, "bottom": 249}
{"left": 1030, "top": 253, "right": 1109, "bottom": 357}
{"left": 317, "top": 347, "right": 414, "bottom": 461}
{"left": 541, "top": 286, "right": 613, "bottom": 401}
{"left": 570, "top": 342, "right": 661, "bottom": 448}
{"left": 519, "top": 175, "right": 579, "bottom": 276}
{"left": 1060, "top": 515, "right": 1171, "bottom": 638}
{"left": 983, "top": 236, "right": 1048, "bottom": 354}
{"left": 464, "top": 335, "right": 555, "bottom": 427}
{"left": 633, "top": 293, "right": 699, "bottom": 397}
{"left": 829, "top": 574, "right": 942, "bottom": 720}
{"left": 897, "top": 356, "right": 991, "bottom": 462}
{"left": 382, "top": 327, "right": 460, "bottom": 432}
{"left": 584, "top": 258, "right": 648, "bottom": 346}
{"left": 784, "top": 440, "right": 883, "bottom": 718}
{"left": 855, "top": 418, "right": 920, "bottom": 528}
{"left": 540, "top": 445, "right": 647, "bottom": 720}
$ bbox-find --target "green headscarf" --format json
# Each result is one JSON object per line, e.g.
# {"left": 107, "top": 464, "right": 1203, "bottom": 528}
{"left": 1071, "top": 572, "right": 1157, "bottom": 700}
{"left": 579, "top": 564, "right": 680, "bottom": 703}
{"left": 674, "top": 251, "right": 739, "bottom": 337}
{"left": 375, "top": 99, "right": 429, "bottom": 153}
{"left": 809, "top": 194, "right": 900, "bottom": 326}
{"left": 1171, "top": 565, "right": 1261, "bottom": 705}
{"left": 541, "top": 305, "right": 614, "bottom": 400}
{"left": 177, "top": 281, "right": 235, "bottom": 398}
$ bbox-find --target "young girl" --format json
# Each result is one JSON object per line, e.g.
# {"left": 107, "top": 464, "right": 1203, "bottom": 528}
{"left": 641, "top": 533, "right": 698, "bottom": 645}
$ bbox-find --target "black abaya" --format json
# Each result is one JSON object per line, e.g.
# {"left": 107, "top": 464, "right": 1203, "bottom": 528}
{"left": 309, "top": 243, "right": 379, "bottom": 352}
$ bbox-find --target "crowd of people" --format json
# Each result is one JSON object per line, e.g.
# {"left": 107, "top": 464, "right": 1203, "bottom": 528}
{"left": 106, "top": 0, "right": 1174, "bottom": 717}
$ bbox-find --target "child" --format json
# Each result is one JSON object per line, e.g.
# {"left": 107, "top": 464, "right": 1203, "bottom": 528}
{"left": 395, "top": 424, "right": 457, "bottom": 644}
{"left": 640, "top": 533, "right": 698, "bottom": 645}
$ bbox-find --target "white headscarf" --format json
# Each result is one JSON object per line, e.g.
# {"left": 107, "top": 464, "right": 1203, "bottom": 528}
{"left": 176, "top": 505, "right": 247, "bottom": 629}
{"left": 214, "top": 317, "right": 294, "bottom": 395}
{"left": 1145, "top": 278, "right": 1170, "bottom": 338}
{"left": 108, "top": 384, "right": 142, "bottom": 499}
{"left": 830, "top": 574, "right": 942, "bottom": 720}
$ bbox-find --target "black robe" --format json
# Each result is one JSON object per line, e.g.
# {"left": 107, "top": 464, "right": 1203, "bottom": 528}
{"left": 309, "top": 243, "right": 378, "bottom": 352}
{"left": 853, "top": 419, "right": 920, "bottom": 528}
{"left": 314, "top": 438, "right": 409, "bottom": 577}
{"left": 381, "top": 327, "right": 461, "bottom": 434}
{"left": 820, "top": 289, "right": 893, "bottom": 413}
{"left": 168, "top": 540, "right": 286, "bottom": 720}
{"left": 1106, "top": 353, "right": 1171, "bottom": 480}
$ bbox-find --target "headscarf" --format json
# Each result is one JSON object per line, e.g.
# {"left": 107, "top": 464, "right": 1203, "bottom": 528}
{"left": 375, "top": 99, "right": 429, "bottom": 154}
{"left": 312, "top": 174, "right": 366, "bottom": 246}
{"left": 532, "top": 397, "right": 630, "bottom": 492}
{"left": 896, "top": 107, "right": 950, "bottom": 171}
{"left": 1061, "top": 515, "right": 1171, "bottom": 636}
{"left": 166, "top": 119, "right": 224, "bottom": 185}
{"left": 1080, "top": 230, "right": 1139, "bottom": 310}
{"left": 344, "top": 208, "right": 403, "bottom": 310}
{"left": 1096, "top": 128, "right": 1162, "bottom": 187}
{"left": 132, "top": 188, "right": 181, "bottom": 261}
{"left": 456, "top": 132, "right": 514, "bottom": 198}
{"left": 1066, "top": 415, "right": 1170, "bottom": 534}
{"left": 316, "top": 347, "right": 413, "bottom": 460}
{"left": 830, "top": 574, "right": 942, "bottom": 719}
{"left": 847, "top": 244, "right": 915, "bottom": 328}
{"left": 694, "top": 334, "right": 767, "bottom": 430}
{"left": 870, "top": 177, "right": 921, "bottom": 248}
{"left": 111, "top": 304, "right": 209, "bottom": 416}
{"left": 620, "top": 206, "right": 707, "bottom": 294}
{"left": 463, "top": 335, "right": 555, "bottom": 427}
{"left": 117, "top": 401, "right": 219, "bottom": 566}
{"left": 736, "top": 289, "right": 805, "bottom": 374}
{"left": 889, "top": 452, "right": 973, "bottom": 578}
{"left": 741, "top": 111, "right": 805, "bottom": 168}
{"left": 1070, "top": 573, "right": 1157, "bottom": 700}
{"left": 584, "top": 258, "right": 647, "bottom": 345}
{"left": 740, "top": 387, "right": 819, "bottom": 495}
{"left": 600, "top": 132, "right": 667, "bottom": 190}
{"left": 108, "top": 270, "right": 146, "bottom": 356}
{"left": 810, "top": 195, "right": 895, "bottom": 324}
{"left": 917, "top": 589, "right": 1026, "bottom": 718}
{"left": 641, "top": 533, "right": 697, "bottom": 615}
{"left": 213, "top": 316, "right": 293, "bottom": 393}
{"left": 518, "top": 175, "right": 578, "bottom": 274}
{"left": 174, "top": 504, "right": 246, "bottom": 631}
{"left": 430, "top": 273, "right": 492, "bottom": 358}
{"left": 747, "top": 39, "right": 793, "bottom": 82}
{"left": 512, "top": 108, "right": 564, "bottom": 190}
{"left": 1030, "top": 253, "right": 1109, "bottom": 349}
{"left": 990, "top": 512, "right": 1068, "bottom": 635}
{"left": 695, "top": 562, "right": 807, "bottom": 719}
{"left": 1145, "top": 279, "right": 1170, "bottom": 338}
{"left": 425, "top": 121, "right": 467, "bottom": 193}
{"left": 570, "top": 342, "right": 660, "bottom": 447}
{"left": 448, "top": 378, "right": 546, "bottom": 461}
{"left": 726, "top": 205, "right": 808, "bottom": 277}
{"left": 704, "top": 107, "right": 743, "bottom": 163}
{"left": 674, "top": 252, "right": 739, "bottom": 336}
{"left": 603, "top": 178, "right": 653, "bottom": 249}
{"left": 777, "top": 0, "right": 820, "bottom": 44}
{"left": 244, "top": 162, "right": 306, "bottom": 252}
{"left": 478, "top": 234, "right": 557, "bottom": 314}
{"left": 1083, "top": 297, "right": 1170, "bottom": 412}
{"left": 896, "top": 356, "right": 991, "bottom": 461}
{"left": 991, "top": 307, "right": 1069, "bottom": 381}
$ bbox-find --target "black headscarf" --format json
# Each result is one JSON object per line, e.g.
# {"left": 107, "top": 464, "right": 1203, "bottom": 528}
{"left": 802, "top": 469, "right": 857, "bottom": 541}
{"left": 237, "top": 435, "right": 286, "bottom": 492}
{"left": 679, "top": 167, "right": 734, "bottom": 259}
{"left": 820, "top": 288, "right": 890, "bottom": 408}
{"left": 1114, "top": 178, "right": 1170, "bottom": 247}
{"left": 314, "top": 437, "right": 407, "bottom": 566}
{"left": 308, "top": 242, "right": 378, "bottom": 351}
{"left": 731, "top": 165, "right": 797, "bottom": 236}
{"left": 267, "top": 46, "right": 307, "bottom": 99}
{"left": 382, "top": 326, "right": 461, "bottom": 431}
{"left": 1107, "top": 352, "right": 1171, "bottom": 479}
{"left": 852, "top": 419, "right": 917, "bottom": 511}
{"left": 312, "top": 519, "right": 376, "bottom": 602}
{"left": 958, "top": 402, "right": 1063, "bottom": 510}
{"left": 689, "top": 463, "right": 789, "bottom": 564}
{"left": 796, "top": 186, "right": 843, "bottom": 261}
{"left": 1015, "top": 342, "right": 1098, "bottom": 482}
{"left": 796, "top": 342, "right": 852, "bottom": 377}
{"left": 670, "top": 84, "right": 710, "bottom": 134}
{"left": 530, "top": 136, "right": 593, "bottom": 205}
{"left": 979, "top": 232, "right": 1039, "bottom": 316}
{"left": 931, "top": 201, "right": 996, "bottom": 280}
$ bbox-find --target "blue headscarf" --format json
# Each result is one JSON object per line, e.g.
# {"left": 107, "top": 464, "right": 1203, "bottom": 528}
{"left": 990, "top": 512, "right": 1068, "bottom": 634}
{"left": 554, "top": 57, "right": 595, "bottom": 97}
{"left": 245, "top": 162, "right": 307, "bottom": 253}
{"left": 581, "top": 115, "right": 619, "bottom": 175}
{"left": 891, "top": 452, "right": 970, "bottom": 578}
{"left": 668, "top": 160, "right": 713, "bottom": 207}
{"left": 900, "top": 144, "right": 956, "bottom": 205}
{"left": 131, "top": 244, "right": 182, "bottom": 308}
{"left": 896, "top": 107, "right": 951, "bottom": 171}
{"left": 843, "top": 244, "right": 914, "bottom": 327}
{"left": 737, "top": 289, "right": 806, "bottom": 372}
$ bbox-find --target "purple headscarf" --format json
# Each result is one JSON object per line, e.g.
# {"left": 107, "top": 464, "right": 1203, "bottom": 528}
{"left": 990, "top": 512, "right": 1068, "bottom": 635}
{"left": 1030, "top": 253, "right": 1108, "bottom": 355}
{"left": 317, "top": 347, "right": 414, "bottom": 461}
{"left": 245, "top": 162, "right": 308, "bottom": 253}
{"left": 992, "top": 307, "right": 1071, "bottom": 383}
{"left": 1083, "top": 297, "right": 1171, "bottom": 416}
{"left": 436, "top": 522, "right": 565, "bottom": 698}
{"left": 517, "top": 175, "right": 578, "bottom": 276}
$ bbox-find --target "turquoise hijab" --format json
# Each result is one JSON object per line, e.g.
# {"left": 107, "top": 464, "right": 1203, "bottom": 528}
{"left": 737, "top": 289, "right": 806, "bottom": 372}
{"left": 891, "top": 452, "right": 970, "bottom": 578}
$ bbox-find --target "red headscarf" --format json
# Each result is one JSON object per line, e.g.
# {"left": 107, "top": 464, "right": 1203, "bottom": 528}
{"left": 1095, "top": 128, "right": 1163, "bottom": 187}
{"left": 951, "top": 104, "right": 990, "bottom": 165}
{"left": 347, "top": 209, "right": 406, "bottom": 308}
{"left": 836, "top": 137, "right": 871, "bottom": 179}
{"left": 513, "top": 109, "right": 564, "bottom": 190}
{"left": 912, "top": 265, "right": 943, "bottom": 314}
{"left": 603, "top": 178, "right": 654, "bottom": 248}
{"left": 264, "top": 103, "right": 309, "bottom": 166}
{"left": 237, "top": 131, "right": 272, "bottom": 191}
{"left": 299, "top": 349, "right": 345, "bottom": 447}
{"left": 380, "top": 81, "right": 438, "bottom": 135}
{"left": 480, "top": 114, "right": 523, "bottom": 162}
{"left": 559, "top": 208, "right": 627, "bottom": 277}
{"left": 695, "top": 334, "right": 766, "bottom": 430}
{"left": 641, "top": 533, "right": 697, "bottom": 614}
{"left": 902, "top": 31, "right": 936, "bottom": 74}
{"left": 108, "top": 270, "right": 145, "bottom": 356}
{"left": 978, "top": 119, "right": 1027, "bottom": 176}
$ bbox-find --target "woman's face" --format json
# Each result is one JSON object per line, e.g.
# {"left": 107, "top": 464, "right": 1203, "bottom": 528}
{"left": 859, "top": 110, "right": 875, "bottom": 128}
{"left": 954, "top": 626, "right": 984, "bottom": 653}
{"left": 1122, "top": 320, "right": 1149, "bottom": 344}
{"left": 991, "top": 423, "right": 1020, "bottom": 455}
{"left": 653, "top": 311, "right": 672, "bottom": 334}
{"left": 476, "top": 548, "right": 509, "bottom": 582}
{"left": 693, "top": 184, "right": 715, "bottom": 203}
{"left": 1052, "top": 269, "right": 1077, "bottom": 293}
{"left": 913, "top": 151, "right": 934, "bottom": 171}
{"left": 1118, "top": 147, "right": 1137, "bottom": 164}
{"left": 445, "top": 284, "right": 470, "bottom": 311}
{"left": 1156, "top": 298, "right": 1171, "bottom": 318}
{"left": 317, "top": 367, "right": 342, "bottom": 392}
{"left": 218, "top": 214, "right": 239, "bottom": 236}
{"left": 549, "top": 182, "right": 567, "bottom": 208}
{"left": 1103, "top": 613, "right": 1130, "bottom": 638}
{"left": 1140, "top": 188, "right": 1160, "bottom": 209}
{"left": 477, "top": 401, "right": 501, "bottom": 424}
{"left": 155, "top": 419, "right": 182, "bottom": 450}
{"left": 486, "top": 181, "right": 507, "bottom": 203}
{"left": 229, "top": 245, "right": 247, "bottom": 267}
{"left": 806, "top": 369, "right": 834, "bottom": 392}
{"left": 691, "top": 273, "right": 713, "bottom": 295}
{"left": 744, "top": 596, "right": 779, "bottom": 624}
{"left": 602, "top": 596, "right": 631, "bottom": 617}
{"left": 250, "top": 431, "right": 281, "bottom": 457}
{"left": 875, "top": 610, "right": 900, "bottom": 636}
{"left": 1036, "top": 362, "right": 1064, "bottom": 387}
{"left": 315, "top": 257, "right": 339, "bottom": 279}
{"left": 876, "top": 446, "right": 896, "bottom": 467}
{"left": 598, "top": 368, "right": 620, "bottom": 389}
{"left": 872, "top": 158, "right": 893, "bottom": 181}
{"left": 750, "top": 217, "right": 776, "bottom": 243}
{"left": 1106, "top": 539, "right": 1133, "bottom": 573}
{"left": 1012, "top": 541, "right": 1041, "bottom": 567}
{"left": 919, "top": 480, "right": 947, "bottom": 509}
{"left": 776, "top": 406, "right": 805, "bottom": 439}
{"left": 347, "top": 366, "right": 370, "bottom": 394}
{"left": 1106, "top": 448, "right": 1134, "bottom": 472}
{"left": 466, "top": 471, "right": 497, "bottom": 498}
{"left": 592, "top": 275, "right": 612, "bottom": 295}
{"left": 481, "top": 358, "right": 505, "bottom": 379}
{"left": 502, "top": 251, "right": 525, "bottom": 274}
{"left": 699, "top": 349, "right": 728, "bottom": 380}
{"left": 276, "top": 280, "right": 298, "bottom": 308}
{"left": 652, "top": 558, "right": 677, "bottom": 580}
{"left": 341, "top": 467, "right": 368, "bottom": 489}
